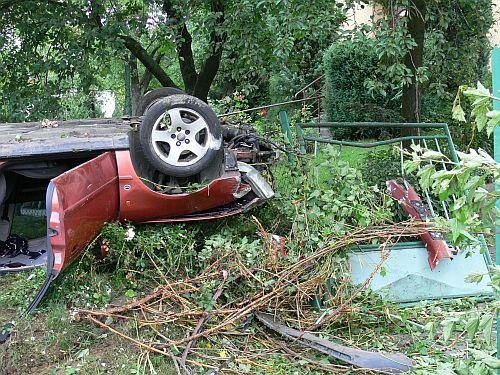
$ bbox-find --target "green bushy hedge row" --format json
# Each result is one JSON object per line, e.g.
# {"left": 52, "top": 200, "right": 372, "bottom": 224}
{"left": 323, "top": 38, "right": 401, "bottom": 139}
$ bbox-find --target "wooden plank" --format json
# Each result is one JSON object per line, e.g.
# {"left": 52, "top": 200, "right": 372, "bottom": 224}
{"left": 0, "top": 117, "right": 139, "bottom": 159}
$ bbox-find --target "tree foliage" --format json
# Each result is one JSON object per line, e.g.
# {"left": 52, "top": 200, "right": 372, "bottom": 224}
{"left": 364, "top": 0, "right": 493, "bottom": 124}
{"left": 323, "top": 37, "right": 401, "bottom": 123}
{"left": 319, "top": 0, "right": 492, "bottom": 148}
{"left": 0, "top": 0, "right": 346, "bottom": 121}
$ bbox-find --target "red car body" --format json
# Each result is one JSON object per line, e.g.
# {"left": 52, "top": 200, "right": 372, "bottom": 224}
{"left": 0, "top": 146, "right": 272, "bottom": 312}
{"left": 43, "top": 150, "right": 267, "bottom": 274}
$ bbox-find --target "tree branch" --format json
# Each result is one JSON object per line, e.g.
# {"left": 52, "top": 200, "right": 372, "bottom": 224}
{"left": 140, "top": 52, "right": 163, "bottom": 90}
{"left": 121, "top": 35, "right": 178, "bottom": 88}
{"left": 163, "top": 0, "right": 198, "bottom": 93}
{"left": 194, "top": 0, "right": 227, "bottom": 100}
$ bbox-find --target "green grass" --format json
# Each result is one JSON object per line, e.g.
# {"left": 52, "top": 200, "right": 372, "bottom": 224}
{"left": 0, "top": 152, "right": 496, "bottom": 375}
{"left": 11, "top": 212, "right": 46, "bottom": 239}
{"left": 312, "top": 143, "right": 390, "bottom": 167}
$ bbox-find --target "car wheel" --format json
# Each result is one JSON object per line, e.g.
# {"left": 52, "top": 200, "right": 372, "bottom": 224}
{"left": 130, "top": 87, "right": 186, "bottom": 180}
{"left": 139, "top": 87, "right": 185, "bottom": 115}
{"left": 139, "top": 94, "right": 223, "bottom": 178}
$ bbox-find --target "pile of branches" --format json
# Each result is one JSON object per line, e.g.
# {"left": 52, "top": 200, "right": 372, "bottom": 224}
{"left": 75, "top": 222, "right": 428, "bottom": 374}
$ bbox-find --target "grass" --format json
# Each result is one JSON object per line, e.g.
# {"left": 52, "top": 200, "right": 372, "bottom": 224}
{"left": 10, "top": 204, "right": 47, "bottom": 239}
{"left": 0, "top": 150, "right": 496, "bottom": 375}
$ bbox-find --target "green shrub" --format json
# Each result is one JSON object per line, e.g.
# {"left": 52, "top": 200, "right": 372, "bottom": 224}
{"left": 358, "top": 148, "right": 403, "bottom": 188}
{"left": 323, "top": 37, "right": 401, "bottom": 139}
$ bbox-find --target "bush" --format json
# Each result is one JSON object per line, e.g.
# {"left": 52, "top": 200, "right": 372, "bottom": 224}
{"left": 358, "top": 148, "right": 404, "bottom": 188}
{"left": 323, "top": 37, "right": 401, "bottom": 139}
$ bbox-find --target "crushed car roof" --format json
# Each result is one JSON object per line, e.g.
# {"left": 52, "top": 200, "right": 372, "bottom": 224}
{"left": 0, "top": 118, "right": 136, "bottom": 159}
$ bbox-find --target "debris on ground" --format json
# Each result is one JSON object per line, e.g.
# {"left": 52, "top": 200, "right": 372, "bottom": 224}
{"left": 75, "top": 223, "right": 429, "bottom": 373}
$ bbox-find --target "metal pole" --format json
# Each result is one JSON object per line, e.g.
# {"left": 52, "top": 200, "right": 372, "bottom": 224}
{"left": 218, "top": 96, "right": 323, "bottom": 117}
{"left": 492, "top": 47, "right": 499, "bottom": 367}
{"left": 279, "top": 111, "right": 295, "bottom": 164}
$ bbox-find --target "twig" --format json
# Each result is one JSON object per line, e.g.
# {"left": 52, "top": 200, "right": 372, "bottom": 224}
{"left": 180, "top": 270, "right": 229, "bottom": 367}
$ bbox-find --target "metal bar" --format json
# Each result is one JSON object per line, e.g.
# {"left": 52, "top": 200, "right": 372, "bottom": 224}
{"left": 302, "top": 135, "right": 448, "bottom": 148}
{"left": 434, "top": 138, "right": 457, "bottom": 205}
{"left": 294, "top": 75, "right": 325, "bottom": 98}
{"left": 255, "top": 312, "right": 413, "bottom": 373}
{"left": 408, "top": 138, "right": 436, "bottom": 216}
{"left": 491, "top": 46, "right": 500, "bottom": 364}
{"left": 295, "top": 120, "right": 306, "bottom": 154}
{"left": 422, "top": 138, "right": 445, "bottom": 218}
{"left": 443, "top": 123, "right": 459, "bottom": 163}
{"left": 300, "top": 122, "right": 447, "bottom": 129}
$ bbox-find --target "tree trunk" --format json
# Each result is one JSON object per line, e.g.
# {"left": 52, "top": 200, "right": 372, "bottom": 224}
{"left": 124, "top": 57, "right": 132, "bottom": 116}
{"left": 401, "top": 0, "right": 426, "bottom": 137}
{"left": 129, "top": 56, "right": 142, "bottom": 116}
{"left": 122, "top": 35, "right": 178, "bottom": 89}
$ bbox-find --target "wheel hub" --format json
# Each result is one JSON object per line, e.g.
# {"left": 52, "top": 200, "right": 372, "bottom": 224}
{"left": 151, "top": 107, "right": 211, "bottom": 167}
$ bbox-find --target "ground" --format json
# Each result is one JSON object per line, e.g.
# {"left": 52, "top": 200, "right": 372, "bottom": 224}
{"left": 0, "top": 145, "right": 497, "bottom": 374}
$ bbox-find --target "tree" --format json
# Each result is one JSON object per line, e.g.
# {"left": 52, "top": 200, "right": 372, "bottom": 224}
{"left": 367, "top": 0, "right": 492, "bottom": 130}
{"left": 0, "top": 0, "right": 346, "bottom": 121}
{"left": 401, "top": 0, "right": 425, "bottom": 125}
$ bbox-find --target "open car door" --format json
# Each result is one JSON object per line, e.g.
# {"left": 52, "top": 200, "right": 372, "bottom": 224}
{"left": 26, "top": 151, "right": 119, "bottom": 312}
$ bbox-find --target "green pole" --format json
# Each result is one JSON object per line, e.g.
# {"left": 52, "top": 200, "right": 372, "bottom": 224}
{"left": 279, "top": 111, "right": 295, "bottom": 164}
{"left": 492, "top": 47, "right": 500, "bottom": 366}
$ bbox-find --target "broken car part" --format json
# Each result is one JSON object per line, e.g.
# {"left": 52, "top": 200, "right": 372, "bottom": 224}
{"left": 256, "top": 312, "right": 413, "bottom": 374}
{"left": 386, "top": 179, "right": 454, "bottom": 270}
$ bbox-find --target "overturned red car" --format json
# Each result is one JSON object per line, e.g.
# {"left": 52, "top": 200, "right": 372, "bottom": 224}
{"left": 0, "top": 90, "right": 274, "bottom": 312}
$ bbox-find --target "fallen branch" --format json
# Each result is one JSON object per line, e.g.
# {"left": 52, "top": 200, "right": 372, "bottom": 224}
{"left": 180, "top": 269, "right": 229, "bottom": 367}
{"left": 79, "top": 222, "right": 430, "bottom": 370}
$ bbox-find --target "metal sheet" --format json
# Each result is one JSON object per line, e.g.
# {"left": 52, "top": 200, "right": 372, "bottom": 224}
{"left": 49, "top": 151, "right": 120, "bottom": 272}
{"left": 348, "top": 242, "right": 493, "bottom": 303}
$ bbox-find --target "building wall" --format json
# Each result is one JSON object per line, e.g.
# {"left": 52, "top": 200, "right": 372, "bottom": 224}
{"left": 491, "top": 1, "right": 500, "bottom": 47}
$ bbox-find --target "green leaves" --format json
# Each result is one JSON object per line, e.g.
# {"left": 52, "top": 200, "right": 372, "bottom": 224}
{"left": 485, "top": 110, "right": 500, "bottom": 136}
{"left": 469, "top": 349, "right": 500, "bottom": 369}
{"left": 465, "top": 315, "right": 480, "bottom": 340}
{"left": 479, "top": 315, "right": 493, "bottom": 345}
{"left": 405, "top": 144, "right": 499, "bottom": 247}
{"left": 442, "top": 319, "right": 456, "bottom": 342}
{"left": 456, "top": 82, "right": 500, "bottom": 137}
{"left": 440, "top": 313, "right": 493, "bottom": 344}
{"left": 452, "top": 103, "right": 466, "bottom": 122}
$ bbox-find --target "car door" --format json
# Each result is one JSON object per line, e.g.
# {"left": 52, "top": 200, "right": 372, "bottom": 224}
{"left": 47, "top": 151, "right": 120, "bottom": 274}
{"left": 24, "top": 152, "right": 120, "bottom": 314}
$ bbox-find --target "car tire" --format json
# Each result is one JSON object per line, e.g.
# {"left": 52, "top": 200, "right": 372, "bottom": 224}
{"left": 139, "top": 87, "right": 185, "bottom": 115}
{"left": 130, "top": 87, "right": 186, "bottom": 179}
{"left": 139, "top": 94, "right": 223, "bottom": 178}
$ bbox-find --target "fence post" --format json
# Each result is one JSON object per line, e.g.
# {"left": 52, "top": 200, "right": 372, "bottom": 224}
{"left": 492, "top": 47, "right": 499, "bottom": 366}
{"left": 279, "top": 111, "right": 295, "bottom": 164}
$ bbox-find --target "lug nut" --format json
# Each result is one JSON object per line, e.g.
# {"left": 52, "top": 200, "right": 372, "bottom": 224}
{"left": 177, "top": 127, "right": 181, "bottom": 132}
{"left": 171, "top": 134, "right": 176, "bottom": 139}
{"left": 185, "top": 139, "right": 190, "bottom": 144}
{"left": 176, "top": 141, "right": 181, "bottom": 146}
{"left": 185, "top": 130, "right": 190, "bottom": 135}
